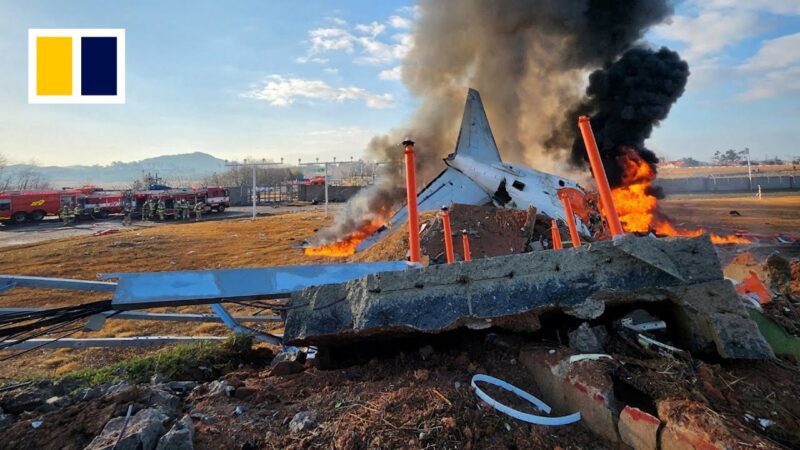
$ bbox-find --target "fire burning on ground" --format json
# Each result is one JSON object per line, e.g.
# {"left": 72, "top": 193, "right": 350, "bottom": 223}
{"left": 611, "top": 148, "right": 750, "bottom": 244}
{"left": 304, "top": 216, "right": 389, "bottom": 257}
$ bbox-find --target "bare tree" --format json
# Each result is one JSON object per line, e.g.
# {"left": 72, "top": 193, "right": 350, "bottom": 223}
{"left": 13, "top": 166, "right": 51, "bottom": 190}
{"left": 0, "top": 154, "right": 9, "bottom": 191}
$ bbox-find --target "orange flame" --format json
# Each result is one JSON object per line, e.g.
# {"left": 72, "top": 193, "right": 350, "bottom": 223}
{"left": 610, "top": 148, "right": 750, "bottom": 245}
{"left": 304, "top": 205, "right": 392, "bottom": 257}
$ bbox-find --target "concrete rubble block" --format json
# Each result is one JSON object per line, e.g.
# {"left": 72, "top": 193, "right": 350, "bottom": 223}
{"left": 289, "top": 410, "right": 318, "bottom": 433}
{"left": 657, "top": 399, "right": 775, "bottom": 450}
{"left": 156, "top": 414, "right": 194, "bottom": 450}
{"left": 285, "top": 236, "right": 722, "bottom": 345}
{"left": 618, "top": 406, "right": 660, "bottom": 450}
{"left": 519, "top": 347, "right": 621, "bottom": 442}
{"left": 85, "top": 407, "right": 168, "bottom": 450}
{"left": 763, "top": 253, "right": 792, "bottom": 292}
{"left": 568, "top": 322, "right": 608, "bottom": 353}
{"left": 666, "top": 280, "right": 775, "bottom": 359}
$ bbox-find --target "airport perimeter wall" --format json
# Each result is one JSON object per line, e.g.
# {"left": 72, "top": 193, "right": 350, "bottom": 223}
{"left": 655, "top": 175, "right": 799, "bottom": 194}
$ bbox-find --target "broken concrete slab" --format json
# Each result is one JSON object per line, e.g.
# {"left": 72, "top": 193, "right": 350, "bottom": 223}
{"left": 618, "top": 406, "right": 660, "bottom": 450}
{"left": 286, "top": 235, "right": 773, "bottom": 359}
{"left": 86, "top": 407, "right": 168, "bottom": 450}
{"left": 520, "top": 347, "right": 621, "bottom": 442}
{"left": 666, "top": 280, "right": 774, "bottom": 359}
{"left": 285, "top": 236, "right": 724, "bottom": 346}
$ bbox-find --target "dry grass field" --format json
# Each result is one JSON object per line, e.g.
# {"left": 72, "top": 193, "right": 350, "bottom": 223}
{"left": 660, "top": 192, "right": 800, "bottom": 237}
{"left": 0, "top": 210, "right": 344, "bottom": 380}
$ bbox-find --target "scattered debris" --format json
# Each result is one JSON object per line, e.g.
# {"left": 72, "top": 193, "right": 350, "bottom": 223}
{"left": 288, "top": 410, "right": 318, "bottom": 433}
{"left": 470, "top": 374, "right": 581, "bottom": 426}
{"left": 568, "top": 323, "right": 608, "bottom": 353}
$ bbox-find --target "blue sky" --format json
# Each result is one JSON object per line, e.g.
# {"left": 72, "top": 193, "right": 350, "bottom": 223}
{"left": 0, "top": 0, "right": 798, "bottom": 166}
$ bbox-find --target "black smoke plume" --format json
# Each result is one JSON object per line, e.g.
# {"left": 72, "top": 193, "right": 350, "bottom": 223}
{"left": 311, "top": 0, "right": 678, "bottom": 246}
{"left": 548, "top": 47, "right": 689, "bottom": 187}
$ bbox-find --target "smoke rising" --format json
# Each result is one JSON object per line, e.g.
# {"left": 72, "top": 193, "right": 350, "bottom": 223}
{"left": 547, "top": 47, "right": 690, "bottom": 187}
{"left": 312, "top": 0, "right": 678, "bottom": 246}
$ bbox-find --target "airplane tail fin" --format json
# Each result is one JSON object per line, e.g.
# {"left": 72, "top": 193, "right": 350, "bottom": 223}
{"left": 452, "top": 89, "right": 502, "bottom": 163}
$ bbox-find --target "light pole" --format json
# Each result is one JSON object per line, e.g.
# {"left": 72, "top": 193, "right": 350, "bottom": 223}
{"left": 225, "top": 159, "right": 285, "bottom": 220}
{"left": 745, "top": 147, "right": 752, "bottom": 190}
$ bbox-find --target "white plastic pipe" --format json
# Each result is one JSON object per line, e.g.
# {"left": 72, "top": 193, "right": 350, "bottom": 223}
{"left": 471, "top": 374, "right": 581, "bottom": 426}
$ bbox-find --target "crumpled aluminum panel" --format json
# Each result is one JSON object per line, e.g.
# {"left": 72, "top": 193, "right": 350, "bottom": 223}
{"left": 103, "top": 261, "right": 416, "bottom": 309}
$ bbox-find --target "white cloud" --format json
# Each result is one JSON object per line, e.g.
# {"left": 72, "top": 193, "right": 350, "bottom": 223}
{"left": 295, "top": 56, "right": 328, "bottom": 64}
{"left": 740, "top": 32, "right": 800, "bottom": 71}
{"left": 378, "top": 65, "right": 402, "bottom": 80}
{"left": 308, "top": 28, "right": 356, "bottom": 54}
{"left": 298, "top": 13, "right": 415, "bottom": 67}
{"left": 652, "top": 8, "right": 765, "bottom": 61}
{"left": 738, "top": 32, "right": 800, "bottom": 100}
{"left": 705, "top": 0, "right": 800, "bottom": 15}
{"left": 323, "top": 67, "right": 339, "bottom": 75}
{"left": 354, "top": 21, "right": 385, "bottom": 37}
{"left": 327, "top": 17, "right": 348, "bottom": 26}
{"left": 388, "top": 15, "right": 412, "bottom": 29}
{"left": 738, "top": 66, "right": 800, "bottom": 100}
{"left": 247, "top": 75, "right": 394, "bottom": 109}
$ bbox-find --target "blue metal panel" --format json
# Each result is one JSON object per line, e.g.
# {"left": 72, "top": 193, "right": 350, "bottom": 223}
{"left": 104, "top": 261, "right": 416, "bottom": 309}
{"left": 0, "top": 275, "right": 117, "bottom": 292}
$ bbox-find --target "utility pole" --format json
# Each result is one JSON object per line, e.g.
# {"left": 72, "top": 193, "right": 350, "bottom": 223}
{"left": 298, "top": 157, "right": 347, "bottom": 218}
{"left": 745, "top": 147, "right": 752, "bottom": 190}
{"left": 225, "top": 158, "right": 284, "bottom": 220}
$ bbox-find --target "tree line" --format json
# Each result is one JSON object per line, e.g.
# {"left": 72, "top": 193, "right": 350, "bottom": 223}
{"left": 0, "top": 154, "right": 51, "bottom": 191}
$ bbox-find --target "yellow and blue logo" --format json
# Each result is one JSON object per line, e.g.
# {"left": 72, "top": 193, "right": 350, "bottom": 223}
{"left": 28, "top": 29, "right": 125, "bottom": 104}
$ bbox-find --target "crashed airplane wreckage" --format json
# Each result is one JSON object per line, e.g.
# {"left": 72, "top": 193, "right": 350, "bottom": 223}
{"left": 357, "top": 88, "right": 595, "bottom": 253}
{"left": 0, "top": 89, "right": 774, "bottom": 364}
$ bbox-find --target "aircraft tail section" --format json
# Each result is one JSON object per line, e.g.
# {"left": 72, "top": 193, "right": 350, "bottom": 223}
{"left": 452, "top": 89, "right": 502, "bottom": 164}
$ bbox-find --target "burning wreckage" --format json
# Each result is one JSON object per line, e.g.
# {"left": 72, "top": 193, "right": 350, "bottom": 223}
{"left": 0, "top": 89, "right": 792, "bottom": 446}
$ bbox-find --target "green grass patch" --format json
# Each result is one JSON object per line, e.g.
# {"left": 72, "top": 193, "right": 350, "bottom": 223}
{"left": 60, "top": 334, "right": 262, "bottom": 389}
{"left": 749, "top": 309, "right": 800, "bottom": 360}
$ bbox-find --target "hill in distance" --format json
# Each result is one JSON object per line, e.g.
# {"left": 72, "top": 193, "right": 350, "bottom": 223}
{"left": 5, "top": 152, "right": 228, "bottom": 188}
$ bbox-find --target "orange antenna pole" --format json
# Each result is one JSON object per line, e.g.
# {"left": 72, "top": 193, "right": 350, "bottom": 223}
{"left": 558, "top": 191, "right": 581, "bottom": 248}
{"left": 403, "top": 139, "right": 421, "bottom": 263}
{"left": 551, "top": 219, "right": 563, "bottom": 250}
{"left": 440, "top": 206, "right": 455, "bottom": 264}
{"left": 461, "top": 230, "right": 472, "bottom": 262}
{"left": 578, "top": 116, "right": 624, "bottom": 237}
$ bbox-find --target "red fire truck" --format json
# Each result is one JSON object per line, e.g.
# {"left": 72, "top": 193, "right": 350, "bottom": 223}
{"left": 0, "top": 189, "right": 85, "bottom": 224}
{"left": 1, "top": 186, "right": 230, "bottom": 224}
{"left": 203, "top": 186, "right": 230, "bottom": 212}
{"left": 83, "top": 191, "right": 130, "bottom": 218}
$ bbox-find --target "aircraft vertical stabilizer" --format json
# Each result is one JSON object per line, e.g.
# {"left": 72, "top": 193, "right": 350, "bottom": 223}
{"left": 453, "top": 89, "right": 502, "bottom": 163}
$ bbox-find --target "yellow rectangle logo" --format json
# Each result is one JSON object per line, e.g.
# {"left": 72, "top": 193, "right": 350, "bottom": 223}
{"left": 36, "top": 36, "right": 72, "bottom": 96}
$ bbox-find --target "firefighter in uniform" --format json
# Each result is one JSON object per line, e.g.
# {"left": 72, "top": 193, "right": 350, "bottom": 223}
{"left": 140, "top": 200, "right": 148, "bottom": 222}
{"left": 147, "top": 198, "right": 156, "bottom": 221}
{"left": 184, "top": 200, "right": 192, "bottom": 220}
{"left": 122, "top": 201, "right": 132, "bottom": 226}
{"left": 92, "top": 202, "right": 101, "bottom": 220}
{"left": 60, "top": 204, "right": 72, "bottom": 225}
{"left": 194, "top": 201, "right": 203, "bottom": 221}
{"left": 73, "top": 203, "right": 82, "bottom": 223}
{"left": 157, "top": 198, "right": 166, "bottom": 221}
